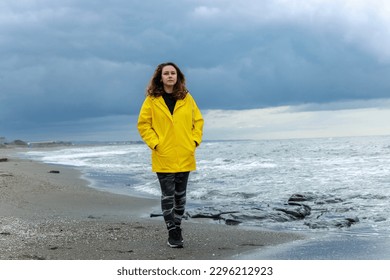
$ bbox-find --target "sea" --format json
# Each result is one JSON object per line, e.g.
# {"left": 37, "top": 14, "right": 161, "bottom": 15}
{"left": 21, "top": 135, "right": 390, "bottom": 259}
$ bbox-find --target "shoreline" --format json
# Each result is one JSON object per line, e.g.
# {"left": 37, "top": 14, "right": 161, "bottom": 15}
{"left": 0, "top": 148, "right": 303, "bottom": 260}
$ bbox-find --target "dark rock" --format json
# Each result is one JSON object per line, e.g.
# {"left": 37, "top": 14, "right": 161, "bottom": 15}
{"left": 225, "top": 219, "right": 242, "bottom": 225}
{"left": 334, "top": 220, "right": 353, "bottom": 228}
{"left": 288, "top": 194, "right": 308, "bottom": 202}
{"left": 162, "top": 193, "right": 361, "bottom": 231}
{"left": 188, "top": 211, "right": 239, "bottom": 220}
{"left": 49, "top": 170, "right": 60, "bottom": 174}
{"left": 271, "top": 212, "right": 294, "bottom": 222}
{"left": 226, "top": 211, "right": 268, "bottom": 221}
{"left": 304, "top": 221, "right": 329, "bottom": 229}
{"left": 87, "top": 215, "right": 100, "bottom": 219}
{"left": 324, "top": 198, "right": 344, "bottom": 203}
{"left": 150, "top": 213, "right": 163, "bottom": 218}
{"left": 275, "top": 203, "right": 311, "bottom": 219}
{"left": 0, "top": 158, "right": 8, "bottom": 162}
{"left": 345, "top": 217, "right": 359, "bottom": 224}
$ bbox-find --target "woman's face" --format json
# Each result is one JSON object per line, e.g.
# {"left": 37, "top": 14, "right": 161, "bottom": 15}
{"left": 161, "top": 65, "right": 177, "bottom": 89}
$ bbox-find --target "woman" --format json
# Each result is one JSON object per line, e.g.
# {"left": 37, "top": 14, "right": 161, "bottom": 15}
{"left": 137, "top": 62, "right": 204, "bottom": 248}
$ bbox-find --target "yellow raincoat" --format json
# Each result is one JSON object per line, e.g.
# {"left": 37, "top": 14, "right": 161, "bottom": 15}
{"left": 137, "top": 93, "right": 204, "bottom": 173}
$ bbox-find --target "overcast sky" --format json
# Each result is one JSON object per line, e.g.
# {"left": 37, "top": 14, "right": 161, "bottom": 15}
{"left": 1, "top": 0, "right": 390, "bottom": 142}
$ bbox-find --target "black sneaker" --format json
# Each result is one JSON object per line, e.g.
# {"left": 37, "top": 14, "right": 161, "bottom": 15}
{"left": 167, "top": 228, "right": 183, "bottom": 248}
{"left": 176, "top": 227, "right": 184, "bottom": 243}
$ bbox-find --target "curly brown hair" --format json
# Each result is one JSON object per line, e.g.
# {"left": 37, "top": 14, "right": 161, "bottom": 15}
{"left": 146, "top": 62, "right": 188, "bottom": 100}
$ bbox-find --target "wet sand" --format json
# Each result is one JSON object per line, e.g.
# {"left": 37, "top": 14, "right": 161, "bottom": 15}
{"left": 0, "top": 148, "right": 303, "bottom": 260}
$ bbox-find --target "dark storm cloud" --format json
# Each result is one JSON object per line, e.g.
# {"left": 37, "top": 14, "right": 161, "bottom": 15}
{"left": 1, "top": 0, "right": 390, "bottom": 140}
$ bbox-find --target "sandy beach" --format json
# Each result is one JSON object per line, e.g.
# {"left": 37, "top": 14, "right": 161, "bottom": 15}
{"left": 0, "top": 148, "right": 303, "bottom": 260}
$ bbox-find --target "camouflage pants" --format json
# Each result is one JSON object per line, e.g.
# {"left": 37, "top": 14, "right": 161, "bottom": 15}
{"left": 156, "top": 172, "right": 189, "bottom": 231}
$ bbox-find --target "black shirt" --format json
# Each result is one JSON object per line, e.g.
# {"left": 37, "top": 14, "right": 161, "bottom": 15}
{"left": 162, "top": 92, "right": 176, "bottom": 115}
